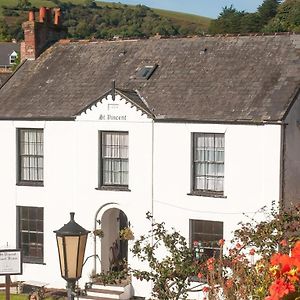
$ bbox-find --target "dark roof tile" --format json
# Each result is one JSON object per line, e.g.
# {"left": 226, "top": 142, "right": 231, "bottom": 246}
{"left": 0, "top": 35, "right": 299, "bottom": 122}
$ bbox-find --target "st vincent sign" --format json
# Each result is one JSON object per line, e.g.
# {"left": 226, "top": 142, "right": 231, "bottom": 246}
{"left": 99, "top": 114, "right": 127, "bottom": 121}
{"left": 0, "top": 249, "right": 22, "bottom": 275}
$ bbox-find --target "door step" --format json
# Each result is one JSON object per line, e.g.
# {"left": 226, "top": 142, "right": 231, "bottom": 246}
{"left": 78, "top": 282, "right": 133, "bottom": 300}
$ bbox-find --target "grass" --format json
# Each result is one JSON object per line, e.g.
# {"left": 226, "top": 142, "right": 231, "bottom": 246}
{"left": 153, "top": 8, "right": 211, "bottom": 26}
{"left": 0, "top": 294, "right": 28, "bottom": 300}
{"left": 0, "top": 293, "right": 64, "bottom": 300}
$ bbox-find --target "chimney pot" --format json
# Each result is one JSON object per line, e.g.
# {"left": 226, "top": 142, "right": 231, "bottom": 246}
{"left": 28, "top": 11, "right": 35, "bottom": 21}
{"left": 22, "top": 6, "right": 67, "bottom": 60}
{"left": 54, "top": 8, "right": 61, "bottom": 25}
{"left": 39, "top": 7, "right": 46, "bottom": 23}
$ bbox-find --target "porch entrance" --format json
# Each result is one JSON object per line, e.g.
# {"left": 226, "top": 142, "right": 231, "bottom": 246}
{"left": 99, "top": 208, "right": 128, "bottom": 273}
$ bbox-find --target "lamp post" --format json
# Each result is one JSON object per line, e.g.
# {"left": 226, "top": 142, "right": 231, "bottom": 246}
{"left": 54, "top": 212, "right": 90, "bottom": 300}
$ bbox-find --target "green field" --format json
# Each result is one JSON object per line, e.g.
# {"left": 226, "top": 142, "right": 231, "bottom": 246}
{"left": 0, "top": 0, "right": 212, "bottom": 27}
{"left": 153, "top": 8, "right": 211, "bottom": 26}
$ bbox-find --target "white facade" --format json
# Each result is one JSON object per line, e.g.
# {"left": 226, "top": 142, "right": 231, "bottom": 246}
{"left": 0, "top": 93, "right": 282, "bottom": 298}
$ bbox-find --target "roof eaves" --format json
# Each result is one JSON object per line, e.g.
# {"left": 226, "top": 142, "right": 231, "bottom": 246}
{"left": 154, "top": 117, "right": 283, "bottom": 125}
{"left": 0, "top": 116, "right": 75, "bottom": 121}
{"left": 74, "top": 89, "right": 112, "bottom": 117}
{"left": 115, "top": 88, "right": 154, "bottom": 119}
{"left": 74, "top": 88, "right": 155, "bottom": 119}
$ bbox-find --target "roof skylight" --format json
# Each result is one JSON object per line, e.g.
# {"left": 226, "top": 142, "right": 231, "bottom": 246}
{"left": 136, "top": 64, "right": 157, "bottom": 80}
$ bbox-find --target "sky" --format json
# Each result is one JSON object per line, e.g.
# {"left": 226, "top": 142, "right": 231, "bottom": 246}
{"left": 100, "top": 0, "right": 264, "bottom": 19}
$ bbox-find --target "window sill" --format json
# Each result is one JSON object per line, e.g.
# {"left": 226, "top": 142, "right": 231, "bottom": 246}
{"left": 23, "top": 260, "right": 45, "bottom": 265}
{"left": 187, "top": 191, "right": 227, "bottom": 198}
{"left": 17, "top": 181, "right": 44, "bottom": 187}
{"left": 95, "top": 186, "right": 131, "bottom": 192}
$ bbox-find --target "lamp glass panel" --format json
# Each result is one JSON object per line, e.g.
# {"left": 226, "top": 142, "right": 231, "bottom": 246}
{"left": 56, "top": 236, "right": 66, "bottom": 277}
{"left": 77, "top": 235, "right": 87, "bottom": 278}
{"left": 65, "top": 236, "right": 79, "bottom": 279}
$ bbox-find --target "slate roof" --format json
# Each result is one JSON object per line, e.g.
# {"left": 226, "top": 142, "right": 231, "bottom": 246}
{"left": 0, "top": 42, "right": 19, "bottom": 67}
{"left": 0, "top": 35, "right": 299, "bottom": 122}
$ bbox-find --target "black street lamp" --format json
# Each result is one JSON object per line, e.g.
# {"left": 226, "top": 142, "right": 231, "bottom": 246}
{"left": 54, "top": 212, "right": 90, "bottom": 300}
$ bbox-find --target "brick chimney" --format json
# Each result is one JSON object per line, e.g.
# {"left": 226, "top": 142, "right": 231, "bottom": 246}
{"left": 21, "top": 7, "right": 67, "bottom": 61}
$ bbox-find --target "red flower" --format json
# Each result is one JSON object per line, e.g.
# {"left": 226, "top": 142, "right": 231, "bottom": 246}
{"left": 268, "top": 278, "right": 295, "bottom": 300}
{"left": 235, "top": 243, "right": 242, "bottom": 249}
{"left": 225, "top": 279, "right": 233, "bottom": 288}
{"left": 197, "top": 272, "right": 203, "bottom": 279}
{"left": 292, "top": 241, "right": 300, "bottom": 260}
{"left": 207, "top": 257, "right": 215, "bottom": 271}
{"left": 280, "top": 240, "right": 288, "bottom": 247}
{"left": 202, "top": 286, "right": 210, "bottom": 293}
{"left": 218, "top": 239, "right": 225, "bottom": 246}
{"left": 249, "top": 248, "right": 255, "bottom": 256}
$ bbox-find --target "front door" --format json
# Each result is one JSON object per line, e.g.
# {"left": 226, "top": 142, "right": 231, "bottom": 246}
{"left": 99, "top": 208, "right": 128, "bottom": 273}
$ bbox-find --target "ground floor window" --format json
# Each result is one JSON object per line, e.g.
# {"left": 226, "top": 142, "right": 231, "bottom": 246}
{"left": 190, "top": 219, "right": 223, "bottom": 260}
{"left": 17, "top": 206, "right": 44, "bottom": 263}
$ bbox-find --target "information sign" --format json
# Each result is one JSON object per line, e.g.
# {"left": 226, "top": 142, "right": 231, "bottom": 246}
{"left": 0, "top": 249, "right": 22, "bottom": 275}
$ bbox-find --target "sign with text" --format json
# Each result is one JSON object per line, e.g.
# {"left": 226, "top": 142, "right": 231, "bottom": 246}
{"left": 0, "top": 249, "right": 22, "bottom": 275}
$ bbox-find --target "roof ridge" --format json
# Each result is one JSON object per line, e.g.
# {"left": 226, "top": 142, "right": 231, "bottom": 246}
{"left": 56, "top": 32, "right": 300, "bottom": 45}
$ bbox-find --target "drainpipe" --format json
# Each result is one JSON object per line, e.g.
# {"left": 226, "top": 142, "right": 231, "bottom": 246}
{"left": 151, "top": 120, "right": 154, "bottom": 224}
{"left": 279, "top": 122, "right": 286, "bottom": 211}
{"left": 150, "top": 120, "right": 155, "bottom": 294}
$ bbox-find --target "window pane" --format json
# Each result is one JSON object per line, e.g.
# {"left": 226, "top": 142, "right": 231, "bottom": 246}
{"left": 193, "top": 133, "right": 224, "bottom": 193}
{"left": 191, "top": 219, "right": 223, "bottom": 259}
{"left": 17, "top": 206, "right": 44, "bottom": 263}
{"left": 101, "top": 132, "right": 129, "bottom": 186}
{"left": 19, "top": 129, "right": 44, "bottom": 182}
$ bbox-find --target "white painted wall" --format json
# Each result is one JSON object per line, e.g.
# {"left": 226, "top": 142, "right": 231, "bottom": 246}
{"left": 153, "top": 122, "right": 281, "bottom": 241}
{"left": 0, "top": 93, "right": 282, "bottom": 299}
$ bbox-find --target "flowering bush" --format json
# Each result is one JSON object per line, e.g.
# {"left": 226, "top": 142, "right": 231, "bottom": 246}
{"left": 119, "top": 227, "right": 134, "bottom": 240}
{"left": 265, "top": 241, "right": 300, "bottom": 300}
{"left": 131, "top": 206, "right": 300, "bottom": 300}
{"left": 93, "top": 228, "right": 104, "bottom": 238}
{"left": 195, "top": 204, "right": 300, "bottom": 300}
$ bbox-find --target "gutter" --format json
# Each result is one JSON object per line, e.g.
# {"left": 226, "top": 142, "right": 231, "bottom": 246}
{"left": 0, "top": 117, "right": 74, "bottom": 121}
{"left": 153, "top": 118, "right": 284, "bottom": 126}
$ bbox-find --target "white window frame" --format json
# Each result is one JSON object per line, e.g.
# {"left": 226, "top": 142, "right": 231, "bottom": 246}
{"left": 99, "top": 131, "right": 129, "bottom": 189}
{"left": 192, "top": 132, "right": 224, "bottom": 195}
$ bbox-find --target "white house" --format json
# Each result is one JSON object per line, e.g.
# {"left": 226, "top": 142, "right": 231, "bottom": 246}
{"left": 0, "top": 9, "right": 299, "bottom": 300}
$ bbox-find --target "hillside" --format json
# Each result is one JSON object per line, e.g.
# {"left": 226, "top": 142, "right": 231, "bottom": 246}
{"left": 0, "top": 0, "right": 211, "bottom": 41}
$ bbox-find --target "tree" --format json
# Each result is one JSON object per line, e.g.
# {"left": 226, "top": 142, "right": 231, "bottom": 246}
{"left": 84, "top": 0, "right": 97, "bottom": 9}
{"left": 131, "top": 205, "right": 300, "bottom": 300}
{"left": 16, "top": 0, "right": 32, "bottom": 10}
{"left": 0, "top": 19, "right": 11, "bottom": 41}
{"left": 240, "top": 13, "right": 262, "bottom": 33}
{"left": 208, "top": 6, "right": 245, "bottom": 34}
{"left": 131, "top": 213, "right": 202, "bottom": 300}
{"left": 258, "top": 0, "right": 280, "bottom": 25}
{"left": 263, "top": 0, "right": 300, "bottom": 32}
{"left": 203, "top": 204, "right": 300, "bottom": 299}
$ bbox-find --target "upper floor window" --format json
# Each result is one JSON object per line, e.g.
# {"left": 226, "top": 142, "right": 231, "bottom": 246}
{"left": 17, "top": 206, "right": 44, "bottom": 264}
{"left": 192, "top": 133, "right": 224, "bottom": 195}
{"left": 10, "top": 52, "right": 18, "bottom": 65}
{"left": 190, "top": 219, "right": 223, "bottom": 260}
{"left": 17, "top": 129, "right": 44, "bottom": 185}
{"left": 100, "top": 131, "right": 129, "bottom": 189}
